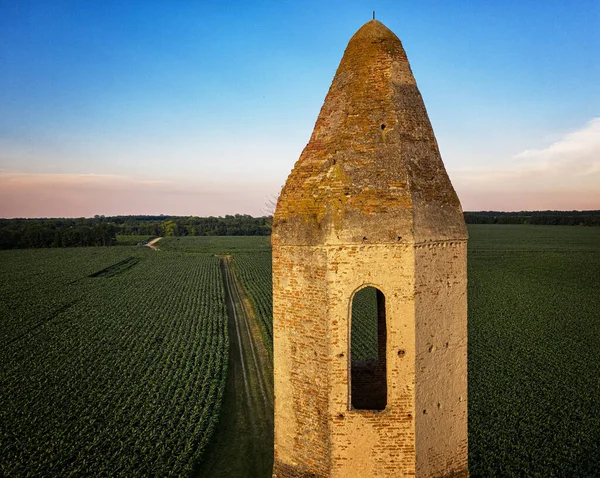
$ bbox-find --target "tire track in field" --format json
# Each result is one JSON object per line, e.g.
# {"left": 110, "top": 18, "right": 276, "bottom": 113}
{"left": 227, "top": 259, "right": 271, "bottom": 410}
{"left": 224, "top": 257, "right": 252, "bottom": 409}
{"left": 2, "top": 299, "right": 80, "bottom": 348}
{"left": 194, "top": 258, "right": 273, "bottom": 478}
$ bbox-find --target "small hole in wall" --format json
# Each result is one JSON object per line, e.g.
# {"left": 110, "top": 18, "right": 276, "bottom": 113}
{"left": 381, "top": 124, "right": 386, "bottom": 130}
{"left": 362, "top": 236, "right": 367, "bottom": 242}
{"left": 397, "top": 236, "right": 402, "bottom": 241}
{"left": 445, "top": 342, "right": 449, "bottom": 348}
{"left": 337, "top": 413, "right": 344, "bottom": 419}
{"left": 332, "top": 158, "right": 336, "bottom": 165}
{"left": 423, "top": 409, "right": 427, "bottom": 415}
{"left": 397, "top": 349, "right": 405, "bottom": 357}
{"left": 337, "top": 352, "right": 344, "bottom": 358}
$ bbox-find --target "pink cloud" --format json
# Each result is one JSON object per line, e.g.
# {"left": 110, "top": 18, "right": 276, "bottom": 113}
{"left": 3, "top": 118, "right": 599, "bottom": 217}
{"left": 0, "top": 173, "right": 273, "bottom": 218}
{"left": 451, "top": 118, "right": 600, "bottom": 211}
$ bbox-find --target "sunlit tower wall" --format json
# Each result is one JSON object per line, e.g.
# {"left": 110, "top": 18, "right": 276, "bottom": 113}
{"left": 272, "top": 20, "right": 468, "bottom": 478}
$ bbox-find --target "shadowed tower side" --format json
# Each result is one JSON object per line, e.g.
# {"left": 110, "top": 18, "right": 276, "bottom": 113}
{"left": 272, "top": 19, "right": 468, "bottom": 478}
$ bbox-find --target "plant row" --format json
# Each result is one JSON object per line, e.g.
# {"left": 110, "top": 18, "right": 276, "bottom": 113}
{"left": 230, "top": 252, "right": 273, "bottom": 351}
{"left": 0, "top": 249, "right": 229, "bottom": 477}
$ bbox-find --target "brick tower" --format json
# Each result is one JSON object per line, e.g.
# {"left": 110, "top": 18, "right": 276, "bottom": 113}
{"left": 272, "top": 20, "right": 468, "bottom": 478}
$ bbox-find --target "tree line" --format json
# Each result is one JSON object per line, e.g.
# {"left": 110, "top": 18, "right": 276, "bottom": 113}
{"left": 0, "top": 219, "right": 119, "bottom": 249}
{"left": 1, "top": 211, "right": 598, "bottom": 249}
{"left": 464, "top": 211, "right": 600, "bottom": 226}
{"left": 0, "top": 215, "right": 270, "bottom": 249}
{"left": 113, "top": 214, "right": 271, "bottom": 237}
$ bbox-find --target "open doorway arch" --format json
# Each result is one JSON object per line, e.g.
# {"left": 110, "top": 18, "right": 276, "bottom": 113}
{"left": 350, "top": 285, "right": 387, "bottom": 411}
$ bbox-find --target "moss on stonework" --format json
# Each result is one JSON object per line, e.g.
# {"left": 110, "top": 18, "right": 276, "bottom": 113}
{"left": 273, "top": 19, "right": 466, "bottom": 246}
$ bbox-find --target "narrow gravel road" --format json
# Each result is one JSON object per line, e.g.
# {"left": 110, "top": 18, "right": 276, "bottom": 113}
{"left": 145, "top": 237, "right": 162, "bottom": 250}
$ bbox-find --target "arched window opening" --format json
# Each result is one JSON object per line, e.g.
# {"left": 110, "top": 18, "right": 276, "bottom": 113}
{"left": 350, "top": 286, "right": 387, "bottom": 410}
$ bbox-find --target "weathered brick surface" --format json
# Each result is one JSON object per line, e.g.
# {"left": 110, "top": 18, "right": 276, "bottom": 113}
{"left": 272, "top": 246, "right": 331, "bottom": 477}
{"left": 272, "top": 21, "right": 466, "bottom": 249}
{"left": 272, "top": 19, "right": 468, "bottom": 478}
{"left": 325, "top": 244, "right": 417, "bottom": 478}
{"left": 415, "top": 242, "right": 468, "bottom": 477}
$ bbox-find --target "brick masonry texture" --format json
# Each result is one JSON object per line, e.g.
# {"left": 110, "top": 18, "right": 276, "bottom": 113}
{"left": 272, "top": 20, "right": 468, "bottom": 478}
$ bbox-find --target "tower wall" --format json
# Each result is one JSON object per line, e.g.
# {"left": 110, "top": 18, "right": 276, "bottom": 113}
{"left": 273, "top": 246, "right": 331, "bottom": 477}
{"left": 273, "top": 243, "right": 418, "bottom": 477}
{"left": 273, "top": 242, "right": 469, "bottom": 477}
{"left": 326, "top": 244, "right": 416, "bottom": 478}
{"left": 415, "top": 241, "right": 468, "bottom": 477}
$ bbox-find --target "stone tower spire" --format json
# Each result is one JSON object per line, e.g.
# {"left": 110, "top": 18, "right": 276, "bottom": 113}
{"left": 272, "top": 20, "right": 468, "bottom": 477}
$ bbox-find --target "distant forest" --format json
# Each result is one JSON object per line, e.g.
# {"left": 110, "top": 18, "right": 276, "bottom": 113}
{"left": 0, "top": 211, "right": 598, "bottom": 249}
{"left": 0, "top": 215, "right": 270, "bottom": 250}
{"left": 463, "top": 210, "right": 600, "bottom": 226}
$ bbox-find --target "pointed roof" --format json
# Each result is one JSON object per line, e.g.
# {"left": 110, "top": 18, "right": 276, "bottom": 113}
{"left": 273, "top": 20, "right": 467, "bottom": 246}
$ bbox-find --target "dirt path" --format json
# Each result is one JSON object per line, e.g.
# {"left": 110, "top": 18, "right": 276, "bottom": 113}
{"left": 146, "top": 237, "right": 162, "bottom": 250}
{"left": 194, "top": 257, "right": 273, "bottom": 478}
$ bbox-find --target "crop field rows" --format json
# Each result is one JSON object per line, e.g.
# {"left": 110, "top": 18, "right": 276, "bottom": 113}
{"left": 115, "top": 234, "right": 156, "bottom": 246}
{"left": 230, "top": 252, "right": 273, "bottom": 352}
{"left": 158, "top": 235, "right": 271, "bottom": 255}
{"left": 467, "top": 226, "right": 600, "bottom": 476}
{"left": 0, "top": 248, "right": 228, "bottom": 476}
{"left": 350, "top": 286, "right": 379, "bottom": 362}
{"left": 0, "top": 247, "right": 140, "bottom": 346}
{"left": 1, "top": 226, "right": 599, "bottom": 476}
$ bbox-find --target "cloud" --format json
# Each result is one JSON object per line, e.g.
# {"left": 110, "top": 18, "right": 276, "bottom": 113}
{"left": 451, "top": 118, "right": 600, "bottom": 211}
{"left": 0, "top": 172, "right": 277, "bottom": 218}
{"left": 514, "top": 118, "right": 600, "bottom": 176}
{"left": 0, "top": 172, "right": 170, "bottom": 189}
{"left": 4, "top": 119, "right": 599, "bottom": 216}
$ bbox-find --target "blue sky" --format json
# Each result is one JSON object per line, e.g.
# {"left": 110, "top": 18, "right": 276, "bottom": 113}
{"left": 1, "top": 0, "right": 599, "bottom": 217}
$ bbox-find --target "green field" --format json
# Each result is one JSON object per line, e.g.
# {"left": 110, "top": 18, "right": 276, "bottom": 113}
{"left": 159, "top": 236, "right": 275, "bottom": 350}
{"left": 1, "top": 226, "right": 599, "bottom": 476}
{"left": 468, "top": 225, "right": 600, "bottom": 475}
{"left": 351, "top": 286, "right": 379, "bottom": 361}
{"left": 0, "top": 247, "right": 228, "bottom": 476}
{"left": 158, "top": 235, "right": 271, "bottom": 254}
